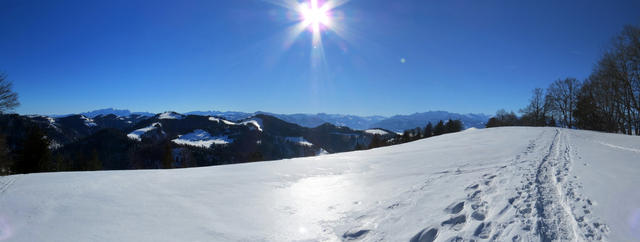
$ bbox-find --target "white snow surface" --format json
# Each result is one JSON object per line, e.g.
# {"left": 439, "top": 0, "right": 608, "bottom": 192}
{"left": 127, "top": 123, "right": 161, "bottom": 141}
{"left": 0, "top": 127, "right": 639, "bottom": 241}
{"left": 209, "top": 116, "right": 262, "bottom": 131}
{"left": 285, "top": 137, "right": 314, "bottom": 147}
{"left": 364, "top": 128, "right": 390, "bottom": 135}
{"left": 208, "top": 116, "right": 236, "bottom": 125}
{"left": 316, "top": 148, "right": 330, "bottom": 156}
{"left": 158, "top": 112, "right": 184, "bottom": 120}
{"left": 171, "top": 129, "right": 232, "bottom": 148}
{"left": 241, "top": 118, "right": 263, "bottom": 131}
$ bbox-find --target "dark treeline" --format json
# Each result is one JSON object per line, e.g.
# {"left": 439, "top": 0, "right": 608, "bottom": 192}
{"left": 488, "top": 25, "right": 640, "bottom": 135}
{"left": 365, "top": 119, "right": 464, "bottom": 149}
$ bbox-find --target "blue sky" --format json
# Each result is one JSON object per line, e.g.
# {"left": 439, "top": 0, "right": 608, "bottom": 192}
{"left": 1, "top": 0, "right": 639, "bottom": 116}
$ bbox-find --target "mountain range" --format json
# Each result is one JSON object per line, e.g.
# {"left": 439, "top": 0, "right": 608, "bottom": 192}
{"left": 1, "top": 112, "right": 399, "bottom": 171}
{"left": 60, "top": 108, "right": 490, "bottom": 132}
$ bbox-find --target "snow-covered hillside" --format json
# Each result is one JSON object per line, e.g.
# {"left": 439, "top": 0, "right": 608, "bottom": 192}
{"left": 0, "top": 127, "right": 638, "bottom": 241}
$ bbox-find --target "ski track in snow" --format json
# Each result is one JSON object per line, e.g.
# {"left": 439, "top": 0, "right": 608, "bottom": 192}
{"left": 0, "top": 176, "right": 16, "bottom": 195}
{"left": 0, "top": 177, "right": 16, "bottom": 195}
{"left": 596, "top": 142, "right": 640, "bottom": 154}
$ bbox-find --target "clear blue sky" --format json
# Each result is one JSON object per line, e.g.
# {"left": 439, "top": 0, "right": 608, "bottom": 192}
{"left": 1, "top": 0, "right": 639, "bottom": 116}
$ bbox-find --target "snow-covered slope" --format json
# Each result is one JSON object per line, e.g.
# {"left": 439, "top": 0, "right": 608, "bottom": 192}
{"left": 127, "top": 122, "right": 162, "bottom": 141}
{"left": 171, "top": 129, "right": 232, "bottom": 148}
{"left": 364, "top": 128, "right": 391, "bottom": 135}
{"left": 0, "top": 127, "right": 638, "bottom": 241}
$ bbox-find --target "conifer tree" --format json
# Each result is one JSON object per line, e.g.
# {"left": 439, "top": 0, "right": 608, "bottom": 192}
{"left": 433, "top": 120, "right": 446, "bottom": 136}
{"left": 424, "top": 122, "right": 433, "bottom": 138}
{"left": 368, "top": 134, "right": 383, "bottom": 149}
{"left": 87, "top": 150, "right": 102, "bottom": 171}
{"left": 161, "top": 142, "right": 174, "bottom": 169}
{"left": 0, "top": 130, "right": 12, "bottom": 175}
{"left": 15, "top": 126, "right": 51, "bottom": 174}
{"left": 402, "top": 130, "right": 411, "bottom": 143}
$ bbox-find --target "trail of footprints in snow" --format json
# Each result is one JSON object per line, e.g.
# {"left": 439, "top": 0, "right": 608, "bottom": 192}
{"left": 410, "top": 171, "right": 502, "bottom": 242}
{"left": 509, "top": 131, "right": 609, "bottom": 241}
{"left": 408, "top": 137, "right": 540, "bottom": 242}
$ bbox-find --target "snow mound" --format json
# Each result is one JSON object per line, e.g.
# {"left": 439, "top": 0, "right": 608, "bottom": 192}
{"left": 365, "top": 129, "right": 389, "bottom": 135}
{"left": 285, "top": 137, "right": 314, "bottom": 147}
{"left": 127, "top": 123, "right": 161, "bottom": 141}
{"left": 171, "top": 129, "right": 232, "bottom": 148}
{"left": 158, "top": 112, "right": 184, "bottom": 120}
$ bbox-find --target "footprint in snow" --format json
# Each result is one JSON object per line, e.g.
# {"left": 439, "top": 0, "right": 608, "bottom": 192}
{"left": 410, "top": 227, "right": 438, "bottom": 242}
{"left": 342, "top": 229, "right": 370, "bottom": 240}
{"left": 441, "top": 214, "right": 467, "bottom": 231}
{"left": 445, "top": 201, "right": 465, "bottom": 214}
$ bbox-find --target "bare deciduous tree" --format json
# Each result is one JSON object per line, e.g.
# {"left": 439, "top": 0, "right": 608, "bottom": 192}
{"left": 0, "top": 74, "right": 19, "bottom": 114}
{"left": 520, "top": 88, "right": 547, "bottom": 126}
{"left": 546, "top": 78, "right": 580, "bottom": 128}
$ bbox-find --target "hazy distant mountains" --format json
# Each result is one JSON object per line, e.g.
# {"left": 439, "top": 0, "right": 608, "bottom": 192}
{"left": 66, "top": 108, "right": 490, "bottom": 132}
{"left": 185, "top": 110, "right": 490, "bottom": 132}
{"left": 79, "top": 108, "right": 155, "bottom": 118}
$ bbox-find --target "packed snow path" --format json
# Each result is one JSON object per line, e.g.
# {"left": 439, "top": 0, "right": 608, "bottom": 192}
{"left": 0, "top": 127, "right": 639, "bottom": 241}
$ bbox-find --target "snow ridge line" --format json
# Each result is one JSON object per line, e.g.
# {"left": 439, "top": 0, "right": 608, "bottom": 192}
{"left": 534, "top": 130, "right": 576, "bottom": 241}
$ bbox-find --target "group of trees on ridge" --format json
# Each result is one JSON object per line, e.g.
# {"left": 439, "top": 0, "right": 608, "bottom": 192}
{"left": 488, "top": 25, "right": 640, "bottom": 135}
{"left": 362, "top": 119, "right": 464, "bottom": 150}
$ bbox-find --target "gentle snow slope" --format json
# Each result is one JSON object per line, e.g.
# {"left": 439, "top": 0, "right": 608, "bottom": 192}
{"left": 0, "top": 127, "right": 639, "bottom": 241}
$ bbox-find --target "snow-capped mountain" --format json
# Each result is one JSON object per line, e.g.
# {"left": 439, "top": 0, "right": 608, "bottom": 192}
{"left": 0, "top": 127, "right": 636, "bottom": 241}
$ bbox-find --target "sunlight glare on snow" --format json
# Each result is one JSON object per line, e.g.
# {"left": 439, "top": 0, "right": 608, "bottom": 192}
{"left": 630, "top": 208, "right": 640, "bottom": 239}
{"left": 288, "top": 174, "right": 355, "bottom": 236}
{"left": 0, "top": 217, "right": 12, "bottom": 240}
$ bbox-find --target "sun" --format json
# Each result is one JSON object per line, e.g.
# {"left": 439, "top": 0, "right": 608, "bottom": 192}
{"left": 299, "top": 0, "right": 331, "bottom": 33}
{"left": 264, "top": 0, "right": 350, "bottom": 67}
